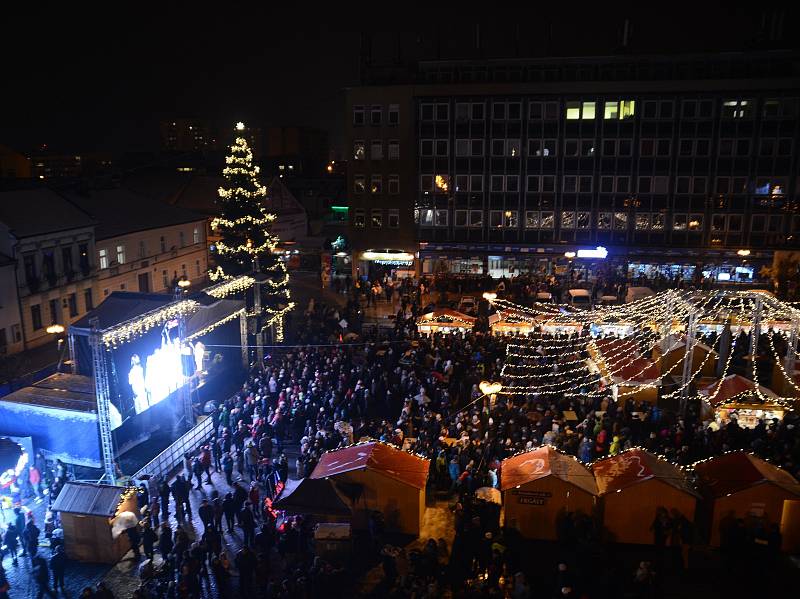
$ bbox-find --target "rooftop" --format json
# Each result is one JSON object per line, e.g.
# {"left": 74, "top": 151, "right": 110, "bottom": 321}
{"left": 0, "top": 188, "right": 96, "bottom": 238}
{"left": 63, "top": 187, "right": 206, "bottom": 240}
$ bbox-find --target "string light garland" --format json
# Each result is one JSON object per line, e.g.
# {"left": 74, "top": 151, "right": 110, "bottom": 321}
{"left": 493, "top": 289, "right": 800, "bottom": 404}
{"left": 186, "top": 308, "right": 247, "bottom": 342}
{"left": 101, "top": 300, "right": 199, "bottom": 349}
{"left": 205, "top": 275, "right": 257, "bottom": 299}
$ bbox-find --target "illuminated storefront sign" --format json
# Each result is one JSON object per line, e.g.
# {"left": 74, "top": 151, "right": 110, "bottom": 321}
{"left": 576, "top": 246, "right": 608, "bottom": 259}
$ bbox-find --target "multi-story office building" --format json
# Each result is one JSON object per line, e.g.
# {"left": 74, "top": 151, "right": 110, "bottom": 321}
{"left": 346, "top": 50, "right": 800, "bottom": 281}
{"left": 64, "top": 188, "right": 209, "bottom": 298}
{"left": 0, "top": 189, "right": 96, "bottom": 350}
{"left": 160, "top": 119, "right": 215, "bottom": 153}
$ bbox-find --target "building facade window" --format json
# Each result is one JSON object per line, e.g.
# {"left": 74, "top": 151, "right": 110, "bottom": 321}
{"left": 388, "top": 175, "right": 400, "bottom": 194}
{"left": 721, "top": 99, "right": 752, "bottom": 119}
{"left": 388, "top": 104, "right": 399, "bottom": 125}
{"left": 353, "top": 141, "right": 365, "bottom": 160}
{"left": 388, "top": 140, "right": 399, "bottom": 159}
{"left": 179, "top": 231, "right": 185, "bottom": 247}
{"left": 353, "top": 105, "right": 365, "bottom": 125}
{"left": 370, "top": 140, "right": 383, "bottom": 160}
{"left": 116, "top": 245, "right": 126, "bottom": 264}
{"left": 354, "top": 209, "right": 365, "bottom": 228}
{"left": 162, "top": 270, "right": 169, "bottom": 289}
{"left": 354, "top": 175, "right": 365, "bottom": 193}
{"left": 388, "top": 209, "right": 399, "bottom": 228}
{"left": 84, "top": 288, "right": 93, "bottom": 312}
{"left": 160, "top": 236, "right": 166, "bottom": 253}
{"left": 99, "top": 248, "right": 108, "bottom": 269}
{"left": 370, "top": 175, "right": 382, "bottom": 194}
{"left": 193, "top": 227, "right": 200, "bottom": 245}
{"left": 371, "top": 209, "right": 382, "bottom": 228}
{"left": 68, "top": 293, "right": 78, "bottom": 317}
{"left": 31, "top": 305, "right": 42, "bottom": 331}
{"left": 370, "top": 105, "right": 382, "bottom": 125}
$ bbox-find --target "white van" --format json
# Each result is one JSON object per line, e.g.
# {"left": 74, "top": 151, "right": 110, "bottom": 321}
{"left": 567, "top": 288, "right": 592, "bottom": 309}
{"left": 625, "top": 286, "right": 655, "bottom": 304}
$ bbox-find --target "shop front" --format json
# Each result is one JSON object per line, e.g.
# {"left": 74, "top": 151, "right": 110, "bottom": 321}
{"left": 355, "top": 249, "right": 416, "bottom": 281}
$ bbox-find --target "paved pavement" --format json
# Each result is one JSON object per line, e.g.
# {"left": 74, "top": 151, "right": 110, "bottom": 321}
{"left": 1, "top": 440, "right": 301, "bottom": 598}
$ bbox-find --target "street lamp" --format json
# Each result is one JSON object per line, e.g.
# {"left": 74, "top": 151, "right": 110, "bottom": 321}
{"left": 479, "top": 381, "right": 503, "bottom": 396}
{"left": 564, "top": 251, "right": 576, "bottom": 259}
{"left": 46, "top": 324, "right": 65, "bottom": 335}
{"left": 177, "top": 278, "right": 191, "bottom": 290}
{"left": 482, "top": 292, "right": 497, "bottom": 302}
{"left": 737, "top": 249, "right": 751, "bottom": 257}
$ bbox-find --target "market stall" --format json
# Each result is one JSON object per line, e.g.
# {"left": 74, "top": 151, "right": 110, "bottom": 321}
{"left": 592, "top": 448, "right": 699, "bottom": 545}
{"left": 489, "top": 311, "right": 534, "bottom": 336}
{"left": 310, "top": 441, "right": 430, "bottom": 536}
{"left": 699, "top": 375, "right": 790, "bottom": 427}
{"left": 609, "top": 357, "right": 661, "bottom": 405}
{"left": 274, "top": 477, "right": 351, "bottom": 521}
{"left": 416, "top": 309, "right": 475, "bottom": 336}
{"left": 653, "top": 334, "right": 718, "bottom": 378}
{"left": 501, "top": 446, "right": 597, "bottom": 540}
{"left": 693, "top": 452, "right": 800, "bottom": 548}
{"left": 50, "top": 482, "right": 138, "bottom": 563}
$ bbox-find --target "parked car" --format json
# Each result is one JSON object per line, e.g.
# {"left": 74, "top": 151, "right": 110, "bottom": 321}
{"left": 625, "top": 286, "right": 655, "bottom": 304}
{"left": 458, "top": 296, "right": 477, "bottom": 314}
{"left": 567, "top": 288, "right": 593, "bottom": 309}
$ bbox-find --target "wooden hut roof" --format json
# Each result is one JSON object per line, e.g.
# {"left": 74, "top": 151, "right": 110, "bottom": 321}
{"left": 500, "top": 446, "right": 598, "bottom": 495}
{"left": 310, "top": 441, "right": 430, "bottom": 489}
{"left": 592, "top": 448, "right": 699, "bottom": 497}
{"left": 50, "top": 482, "right": 127, "bottom": 517}
{"left": 693, "top": 452, "right": 800, "bottom": 498}
{"left": 700, "top": 374, "right": 777, "bottom": 407}
{"left": 418, "top": 308, "right": 476, "bottom": 325}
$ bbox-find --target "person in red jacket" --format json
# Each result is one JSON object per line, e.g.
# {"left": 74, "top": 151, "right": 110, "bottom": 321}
{"left": 199, "top": 446, "right": 212, "bottom": 484}
{"left": 29, "top": 466, "right": 42, "bottom": 499}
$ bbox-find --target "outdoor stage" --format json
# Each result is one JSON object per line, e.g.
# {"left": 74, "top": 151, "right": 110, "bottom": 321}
{"left": 0, "top": 280, "right": 253, "bottom": 479}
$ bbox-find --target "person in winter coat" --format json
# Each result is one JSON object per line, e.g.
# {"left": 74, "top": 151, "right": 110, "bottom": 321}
{"left": 3, "top": 525, "right": 19, "bottom": 565}
{"left": 141, "top": 521, "right": 158, "bottom": 560}
{"left": 222, "top": 493, "right": 237, "bottom": 533}
{"left": 578, "top": 436, "right": 593, "bottom": 463}
{"left": 222, "top": 451, "right": 234, "bottom": 485}
{"left": 23, "top": 517, "right": 40, "bottom": 560}
{"left": 239, "top": 502, "right": 256, "bottom": 547}
{"left": 13, "top": 509, "right": 26, "bottom": 556}
{"left": 609, "top": 435, "right": 622, "bottom": 456}
{"left": 244, "top": 443, "right": 260, "bottom": 482}
{"left": 31, "top": 554, "right": 56, "bottom": 598}
{"left": 49, "top": 545, "right": 67, "bottom": 593}
{"left": 158, "top": 523, "right": 173, "bottom": 557}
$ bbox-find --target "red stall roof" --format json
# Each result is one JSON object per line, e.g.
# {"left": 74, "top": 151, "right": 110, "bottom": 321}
{"left": 693, "top": 452, "right": 800, "bottom": 498}
{"left": 700, "top": 374, "right": 777, "bottom": 407}
{"left": 310, "top": 441, "right": 430, "bottom": 489}
{"left": 501, "top": 446, "right": 597, "bottom": 495}
{"left": 592, "top": 448, "right": 699, "bottom": 497}
{"left": 613, "top": 357, "right": 661, "bottom": 383}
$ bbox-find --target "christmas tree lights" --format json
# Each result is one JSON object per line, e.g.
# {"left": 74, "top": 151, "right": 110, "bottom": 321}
{"left": 210, "top": 128, "right": 293, "bottom": 340}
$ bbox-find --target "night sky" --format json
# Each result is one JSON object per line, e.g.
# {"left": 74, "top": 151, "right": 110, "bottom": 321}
{"left": 3, "top": 8, "right": 798, "bottom": 157}
{"left": 2, "top": 10, "right": 361, "bottom": 154}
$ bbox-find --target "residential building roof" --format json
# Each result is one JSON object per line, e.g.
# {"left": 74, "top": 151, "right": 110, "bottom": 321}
{"left": 63, "top": 187, "right": 206, "bottom": 240}
{"left": 0, "top": 188, "right": 96, "bottom": 238}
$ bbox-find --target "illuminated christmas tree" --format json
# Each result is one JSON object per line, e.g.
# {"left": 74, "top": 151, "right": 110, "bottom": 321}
{"left": 210, "top": 123, "right": 292, "bottom": 339}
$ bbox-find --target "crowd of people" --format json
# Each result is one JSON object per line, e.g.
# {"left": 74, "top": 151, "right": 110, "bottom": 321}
{"left": 2, "top": 268, "right": 797, "bottom": 598}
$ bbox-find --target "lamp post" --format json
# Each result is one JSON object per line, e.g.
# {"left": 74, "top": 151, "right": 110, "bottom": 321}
{"left": 47, "top": 324, "right": 66, "bottom": 372}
